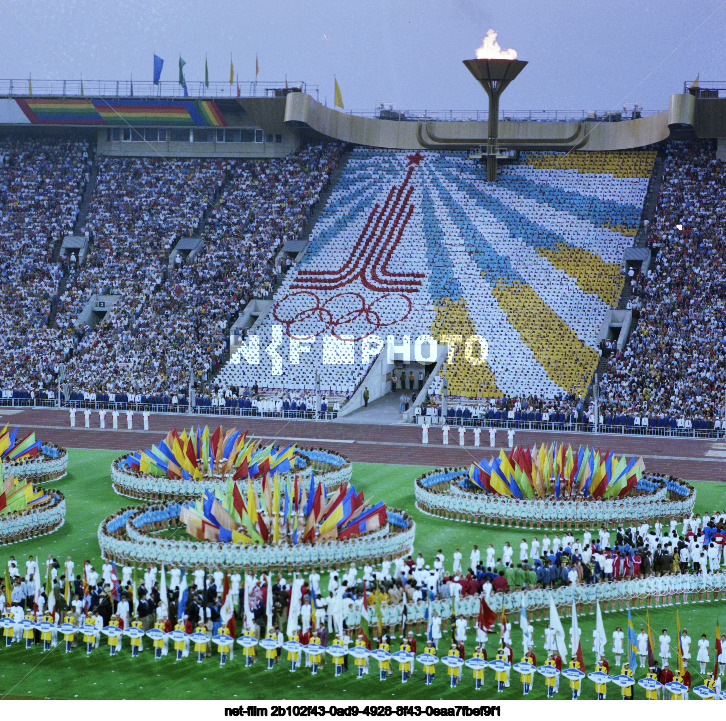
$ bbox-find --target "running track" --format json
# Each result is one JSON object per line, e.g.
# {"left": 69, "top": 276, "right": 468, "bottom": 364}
{"left": 5, "top": 407, "right": 726, "bottom": 484}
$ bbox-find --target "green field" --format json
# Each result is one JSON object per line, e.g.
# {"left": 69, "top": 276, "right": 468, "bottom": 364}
{"left": 1, "top": 449, "right": 725, "bottom": 700}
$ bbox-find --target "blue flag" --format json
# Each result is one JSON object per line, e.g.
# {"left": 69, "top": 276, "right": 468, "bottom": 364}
{"left": 153, "top": 54, "right": 164, "bottom": 84}
{"left": 627, "top": 608, "right": 638, "bottom": 670}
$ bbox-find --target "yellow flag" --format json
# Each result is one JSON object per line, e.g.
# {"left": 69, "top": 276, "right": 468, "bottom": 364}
{"left": 334, "top": 77, "right": 344, "bottom": 109}
{"left": 28, "top": 75, "right": 32, "bottom": 96}
{"left": 692, "top": 74, "right": 699, "bottom": 88}
{"left": 229, "top": 55, "right": 234, "bottom": 85}
{"left": 255, "top": 54, "right": 259, "bottom": 78}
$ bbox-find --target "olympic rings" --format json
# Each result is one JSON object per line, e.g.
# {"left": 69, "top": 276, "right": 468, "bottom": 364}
{"left": 272, "top": 291, "right": 413, "bottom": 341}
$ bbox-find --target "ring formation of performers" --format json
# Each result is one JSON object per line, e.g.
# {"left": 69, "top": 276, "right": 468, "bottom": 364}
{"left": 416, "top": 467, "right": 695, "bottom": 529}
{"left": 0, "top": 488, "right": 66, "bottom": 545}
{"left": 3, "top": 445, "right": 67, "bottom": 485}
{"left": 110, "top": 427, "right": 351, "bottom": 501}
{"left": 98, "top": 495, "right": 416, "bottom": 573}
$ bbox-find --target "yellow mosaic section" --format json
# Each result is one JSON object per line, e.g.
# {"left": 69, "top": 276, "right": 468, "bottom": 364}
{"left": 523, "top": 150, "right": 657, "bottom": 178}
{"left": 430, "top": 298, "right": 501, "bottom": 398}
{"left": 602, "top": 222, "right": 637, "bottom": 237}
{"left": 492, "top": 280, "right": 599, "bottom": 396}
{"left": 536, "top": 243, "right": 624, "bottom": 307}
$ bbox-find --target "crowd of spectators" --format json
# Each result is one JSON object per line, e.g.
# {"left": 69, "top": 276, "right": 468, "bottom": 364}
{"left": 57, "top": 156, "right": 228, "bottom": 391}
{"left": 599, "top": 141, "right": 726, "bottom": 427}
{"left": 0, "top": 135, "right": 90, "bottom": 391}
{"left": 52, "top": 144, "right": 341, "bottom": 396}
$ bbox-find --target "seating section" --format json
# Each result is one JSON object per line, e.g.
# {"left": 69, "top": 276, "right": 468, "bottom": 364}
{"left": 599, "top": 141, "right": 725, "bottom": 427}
{"left": 0, "top": 136, "right": 91, "bottom": 390}
{"left": 220, "top": 148, "right": 655, "bottom": 400}
{"left": 60, "top": 146, "right": 341, "bottom": 395}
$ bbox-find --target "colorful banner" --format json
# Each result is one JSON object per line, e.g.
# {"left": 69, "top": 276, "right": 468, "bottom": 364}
{"left": 15, "top": 98, "right": 227, "bottom": 126}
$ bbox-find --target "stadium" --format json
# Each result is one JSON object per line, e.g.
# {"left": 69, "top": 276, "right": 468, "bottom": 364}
{"left": 2, "top": 5, "right": 726, "bottom": 708}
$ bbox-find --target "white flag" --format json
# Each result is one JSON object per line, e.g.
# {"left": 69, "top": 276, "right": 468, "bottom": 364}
{"left": 594, "top": 600, "right": 606, "bottom": 659}
{"left": 570, "top": 600, "right": 581, "bottom": 656}
{"left": 243, "top": 574, "right": 254, "bottom": 632}
{"left": 286, "top": 575, "right": 304, "bottom": 638}
{"left": 265, "top": 574, "right": 273, "bottom": 633}
{"left": 548, "top": 595, "right": 568, "bottom": 662}
{"left": 159, "top": 563, "right": 168, "bottom": 616}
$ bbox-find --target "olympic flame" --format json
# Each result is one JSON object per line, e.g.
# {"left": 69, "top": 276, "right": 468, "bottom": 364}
{"left": 475, "top": 30, "right": 517, "bottom": 60}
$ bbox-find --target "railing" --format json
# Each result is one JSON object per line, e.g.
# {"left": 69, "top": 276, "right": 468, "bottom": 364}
{"left": 0, "top": 78, "right": 318, "bottom": 100}
{"left": 683, "top": 80, "right": 726, "bottom": 96}
{"left": 345, "top": 108, "right": 664, "bottom": 123}
{"left": 412, "top": 413, "right": 725, "bottom": 439}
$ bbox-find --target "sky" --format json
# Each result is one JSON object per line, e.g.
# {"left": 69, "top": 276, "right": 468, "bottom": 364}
{"left": 0, "top": 0, "right": 724, "bottom": 114}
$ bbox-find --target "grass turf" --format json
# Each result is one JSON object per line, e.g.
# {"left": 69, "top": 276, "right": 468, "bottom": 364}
{"left": 1, "top": 448, "right": 725, "bottom": 700}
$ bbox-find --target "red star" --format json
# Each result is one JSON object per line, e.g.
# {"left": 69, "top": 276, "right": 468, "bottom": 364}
{"left": 406, "top": 151, "right": 424, "bottom": 167}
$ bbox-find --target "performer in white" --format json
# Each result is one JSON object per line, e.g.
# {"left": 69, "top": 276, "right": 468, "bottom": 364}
{"left": 612, "top": 625, "right": 624, "bottom": 666}
{"left": 421, "top": 423, "right": 428, "bottom": 445}
{"left": 473, "top": 427, "right": 481, "bottom": 447}
{"left": 126, "top": 410, "right": 133, "bottom": 429}
{"left": 69, "top": 407, "right": 76, "bottom": 428}
{"left": 442, "top": 424, "right": 449, "bottom": 446}
{"left": 83, "top": 408, "right": 91, "bottom": 428}
{"left": 697, "top": 633, "right": 710, "bottom": 674}
{"left": 658, "top": 629, "right": 671, "bottom": 668}
{"left": 489, "top": 428, "right": 496, "bottom": 448}
{"left": 458, "top": 426, "right": 465, "bottom": 446}
{"left": 637, "top": 627, "right": 648, "bottom": 668}
{"left": 99, "top": 409, "right": 106, "bottom": 429}
{"left": 143, "top": 410, "right": 150, "bottom": 430}
{"left": 680, "top": 628, "right": 691, "bottom": 667}
{"left": 507, "top": 428, "right": 514, "bottom": 448}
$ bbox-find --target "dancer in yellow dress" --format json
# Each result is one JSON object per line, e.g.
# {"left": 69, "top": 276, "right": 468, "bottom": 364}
{"left": 173, "top": 619, "right": 187, "bottom": 661}
{"left": 218, "top": 625, "right": 232, "bottom": 666}
{"left": 471, "top": 645, "right": 486, "bottom": 691}
{"left": 330, "top": 634, "right": 346, "bottom": 677}
{"left": 24, "top": 610, "right": 36, "bottom": 650}
{"left": 287, "top": 628, "right": 301, "bottom": 672}
{"left": 107, "top": 614, "right": 121, "bottom": 657}
{"left": 242, "top": 626, "right": 256, "bottom": 667}
{"left": 130, "top": 616, "right": 143, "bottom": 657}
{"left": 422, "top": 640, "right": 437, "bottom": 686}
{"left": 544, "top": 652, "right": 558, "bottom": 698}
{"left": 398, "top": 638, "right": 413, "bottom": 683}
{"left": 377, "top": 635, "right": 391, "bottom": 681}
{"left": 3, "top": 608, "right": 14, "bottom": 647}
{"left": 620, "top": 662, "right": 634, "bottom": 700}
{"left": 62, "top": 612, "right": 75, "bottom": 653}
{"left": 494, "top": 646, "right": 509, "bottom": 693}
{"left": 447, "top": 644, "right": 461, "bottom": 688}
{"left": 194, "top": 622, "right": 208, "bottom": 663}
{"left": 520, "top": 653, "right": 535, "bottom": 696}
{"left": 593, "top": 658, "right": 609, "bottom": 700}
{"left": 354, "top": 634, "right": 368, "bottom": 679}
{"left": 82, "top": 615, "right": 96, "bottom": 656}
{"left": 153, "top": 619, "right": 165, "bottom": 660}
{"left": 40, "top": 611, "right": 54, "bottom": 652}
{"left": 309, "top": 630, "right": 322, "bottom": 675}
{"left": 568, "top": 658, "right": 582, "bottom": 700}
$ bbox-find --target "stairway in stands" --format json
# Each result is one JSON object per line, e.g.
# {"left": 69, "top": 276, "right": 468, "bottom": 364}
{"left": 48, "top": 148, "right": 99, "bottom": 328}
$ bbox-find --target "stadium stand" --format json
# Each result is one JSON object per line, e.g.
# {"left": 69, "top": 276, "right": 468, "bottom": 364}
{"left": 598, "top": 140, "right": 725, "bottom": 434}
{"left": 219, "top": 148, "right": 655, "bottom": 405}
{"left": 0, "top": 135, "right": 91, "bottom": 393}
{"left": 59, "top": 145, "right": 341, "bottom": 398}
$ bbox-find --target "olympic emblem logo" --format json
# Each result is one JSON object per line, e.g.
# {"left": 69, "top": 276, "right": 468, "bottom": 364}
{"left": 272, "top": 291, "right": 412, "bottom": 341}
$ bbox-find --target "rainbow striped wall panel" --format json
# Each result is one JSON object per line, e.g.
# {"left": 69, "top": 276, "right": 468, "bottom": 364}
{"left": 14, "top": 98, "right": 227, "bottom": 126}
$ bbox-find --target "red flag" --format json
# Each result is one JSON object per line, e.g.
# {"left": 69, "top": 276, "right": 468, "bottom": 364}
{"left": 477, "top": 596, "right": 497, "bottom": 633}
{"left": 232, "top": 483, "right": 247, "bottom": 520}
{"left": 209, "top": 427, "right": 222, "bottom": 461}
{"left": 232, "top": 457, "right": 249, "bottom": 481}
{"left": 257, "top": 513, "right": 269, "bottom": 542}
{"left": 714, "top": 618, "right": 721, "bottom": 677}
